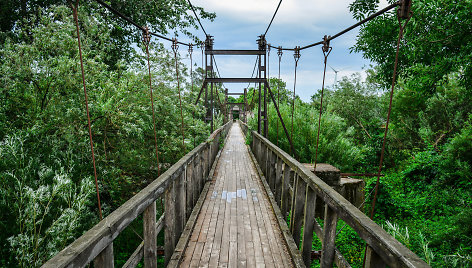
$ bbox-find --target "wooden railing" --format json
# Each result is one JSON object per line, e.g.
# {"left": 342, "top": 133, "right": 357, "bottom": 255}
{"left": 42, "top": 122, "right": 232, "bottom": 268}
{"left": 240, "top": 121, "right": 429, "bottom": 268}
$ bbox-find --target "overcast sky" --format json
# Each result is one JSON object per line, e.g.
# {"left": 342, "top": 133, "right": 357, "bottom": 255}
{"left": 171, "top": 0, "right": 390, "bottom": 102}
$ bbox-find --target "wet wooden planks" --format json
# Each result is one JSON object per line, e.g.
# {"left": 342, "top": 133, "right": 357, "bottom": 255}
{"left": 180, "top": 123, "right": 293, "bottom": 267}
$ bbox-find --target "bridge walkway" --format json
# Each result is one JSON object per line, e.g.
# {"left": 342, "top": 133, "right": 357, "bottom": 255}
{"left": 180, "top": 123, "right": 293, "bottom": 267}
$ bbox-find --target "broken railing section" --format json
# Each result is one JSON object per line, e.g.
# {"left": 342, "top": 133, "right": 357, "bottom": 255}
{"left": 41, "top": 122, "right": 232, "bottom": 268}
{"left": 242, "top": 121, "right": 429, "bottom": 268}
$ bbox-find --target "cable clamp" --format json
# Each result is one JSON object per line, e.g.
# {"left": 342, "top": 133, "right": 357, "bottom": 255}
{"left": 294, "top": 46, "right": 301, "bottom": 63}
{"left": 142, "top": 26, "right": 151, "bottom": 45}
{"left": 172, "top": 38, "right": 179, "bottom": 52}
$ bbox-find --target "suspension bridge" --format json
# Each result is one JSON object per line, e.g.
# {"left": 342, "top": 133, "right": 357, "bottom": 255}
{"left": 41, "top": 0, "right": 430, "bottom": 267}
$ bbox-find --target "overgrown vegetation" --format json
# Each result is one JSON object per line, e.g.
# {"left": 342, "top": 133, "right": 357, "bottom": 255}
{"left": 0, "top": 2, "right": 219, "bottom": 266}
{"left": 244, "top": 0, "right": 472, "bottom": 264}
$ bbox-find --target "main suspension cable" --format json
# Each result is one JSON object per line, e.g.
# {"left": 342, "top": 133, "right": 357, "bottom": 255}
{"left": 95, "top": 0, "right": 190, "bottom": 46}
{"left": 268, "top": 1, "right": 400, "bottom": 51}
{"left": 172, "top": 39, "right": 186, "bottom": 149}
{"left": 142, "top": 27, "right": 161, "bottom": 177}
{"left": 71, "top": 1, "right": 103, "bottom": 220}
{"left": 187, "top": 0, "right": 208, "bottom": 36}
{"left": 264, "top": 0, "right": 283, "bottom": 36}
{"left": 313, "top": 36, "right": 332, "bottom": 169}
{"left": 290, "top": 47, "right": 301, "bottom": 157}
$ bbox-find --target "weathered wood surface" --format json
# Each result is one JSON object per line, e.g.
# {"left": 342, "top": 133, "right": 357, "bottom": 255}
{"left": 179, "top": 123, "right": 295, "bottom": 267}
{"left": 247, "top": 123, "right": 430, "bottom": 268}
{"left": 42, "top": 122, "right": 231, "bottom": 268}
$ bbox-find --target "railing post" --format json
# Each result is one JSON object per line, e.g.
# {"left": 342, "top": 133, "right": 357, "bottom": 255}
{"left": 301, "top": 187, "right": 316, "bottom": 267}
{"left": 143, "top": 201, "right": 157, "bottom": 268}
{"left": 268, "top": 151, "right": 276, "bottom": 191}
{"left": 186, "top": 159, "right": 194, "bottom": 219}
{"left": 93, "top": 243, "right": 114, "bottom": 267}
{"left": 290, "top": 175, "right": 306, "bottom": 247}
{"left": 275, "top": 157, "right": 283, "bottom": 205}
{"left": 193, "top": 152, "right": 201, "bottom": 206}
{"left": 164, "top": 181, "right": 176, "bottom": 265}
{"left": 365, "top": 246, "right": 386, "bottom": 268}
{"left": 175, "top": 171, "right": 186, "bottom": 240}
{"left": 320, "top": 205, "right": 338, "bottom": 267}
{"left": 281, "top": 165, "right": 292, "bottom": 218}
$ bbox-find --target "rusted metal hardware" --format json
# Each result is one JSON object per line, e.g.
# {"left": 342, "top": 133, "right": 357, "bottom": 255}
{"left": 171, "top": 38, "right": 179, "bottom": 52}
{"left": 257, "top": 35, "right": 267, "bottom": 51}
{"left": 71, "top": 2, "right": 103, "bottom": 220}
{"left": 205, "top": 35, "right": 214, "bottom": 51}
{"left": 398, "top": 0, "right": 412, "bottom": 20}
{"left": 188, "top": 43, "right": 193, "bottom": 54}
{"left": 277, "top": 46, "right": 283, "bottom": 58}
{"left": 293, "top": 46, "right": 301, "bottom": 62}
{"left": 142, "top": 26, "right": 151, "bottom": 45}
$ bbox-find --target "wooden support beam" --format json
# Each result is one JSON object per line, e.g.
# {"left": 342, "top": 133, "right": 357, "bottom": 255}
{"left": 320, "top": 205, "right": 338, "bottom": 267}
{"left": 143, "top": 201, "right": 157, "bottom": 268}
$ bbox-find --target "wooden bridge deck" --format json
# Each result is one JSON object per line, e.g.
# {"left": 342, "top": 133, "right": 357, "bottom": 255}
{"left": 180, "top": 123, "right": 293, "bottom": 267}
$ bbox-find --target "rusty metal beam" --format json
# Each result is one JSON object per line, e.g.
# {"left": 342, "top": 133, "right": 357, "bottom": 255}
{"left": 206, "top": 78, "right": 266, "bottom": 83}
{"left": 206, "top": 50, "right": 265, "bottom": 55}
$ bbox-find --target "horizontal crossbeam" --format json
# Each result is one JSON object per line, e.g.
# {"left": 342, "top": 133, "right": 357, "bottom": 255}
{"left": 227, "top": 93, "right": 245, "bottom": 96}
{"left": 206, "top": 50, "right": 265, "bottom": 55}
{"left": 206, "top": 78, "right": 266, "bottom": 83}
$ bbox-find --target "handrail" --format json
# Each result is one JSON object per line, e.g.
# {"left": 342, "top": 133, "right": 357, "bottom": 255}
{"left": 245, "top": 121, "right": 429, "bottom": 268}
{"left": 42, "top": 121, "right": 232, "bottom": 268}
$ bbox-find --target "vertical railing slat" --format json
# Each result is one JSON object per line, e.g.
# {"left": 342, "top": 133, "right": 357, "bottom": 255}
{"left": 320, "top": 205, "right": 338, "bottom": 267}
{"left": 301, "top": 187, "right": 316, "bottom": 267}
{"left": 143, "top": 201, "right": 157, "bottom": 268}
{"left": 365, "top": 246, "right": 387, "bottom": 268}
{"left": 290, "top": 176, "right": 306, "bottom": 247}
{"left": 93, "top": 243, "right": 114, "bottom": 268}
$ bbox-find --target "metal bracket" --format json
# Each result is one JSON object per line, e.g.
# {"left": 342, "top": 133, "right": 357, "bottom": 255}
{"left": 398, "top": 0, "right": 412, "bottom": 19}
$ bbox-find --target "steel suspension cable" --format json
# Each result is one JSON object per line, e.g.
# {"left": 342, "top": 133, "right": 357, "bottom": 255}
{"left": 71, "top": 1, "right": 103, "bottom": 220}
{"left": 249, "top": 57, "right": 259, "bottom": 108}
{"left": 363, "top": 8, "right": 412, "bottom": 267}
{"left": 313, "top": 36, "right": 332, "bottom": 169}
{"left": 142, "top": 28, "right": 161, "bottom": 177}
{"left": 290, "top": 47, "right": 301, "bottom": 157}
{"left": 187, "top": 0, "right": 208, "bottom": 36}
{"left": 172, "top": 39, "right": 186, "bottom": 149}
{"left": 264, "top": 0, "right": 283, "bottom": 36}
{"left": 268, "top": 1, "right": 400, "bottom": 51}
{"left": 95, "top": 0, "right": 190, "bottom": 47}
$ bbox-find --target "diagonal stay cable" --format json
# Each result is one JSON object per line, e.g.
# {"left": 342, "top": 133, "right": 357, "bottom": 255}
{"left": 187, "top": 0, "right": 208, "bottom": 36}
{"left": 264, "top": 0, "right": 283, "bottom": 36}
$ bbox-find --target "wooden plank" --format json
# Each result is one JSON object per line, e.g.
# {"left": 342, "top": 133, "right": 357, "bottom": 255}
{"left": 186, "top": 159, "right": 194, "bottom": 220}
{"left": 275, "top": 156, "right": 283, "bottom": 206}
{"left": 301, "top": 187, "right": 316, "bottom": 267}
{"left": 320, "top": 205, "right": 338, "bottom": 267}
{"left": 164, "top": 180, "right": 176, "bottom": 265}
{"left": 93, "top": 243, "right": 114, "bottom": 268}
{"left": 246, "top": 140, "right": 305, "bottom": 268}
{"left": 291, "top": 176, "right": 306, "bottom": 248}
{"left": 365, "top": 246, "right": 387, "bottom": 268}
{"left": 143, "top": 201, "right": 157, "bottom": 268}
{"left": 268, "top": 151, "right": 277, "bottom": 192}
{"left": 174, "top": 171, "right": 185, "bottom": 244}
{"left": 281, "top": 165, "right": 291, "bottom": 219}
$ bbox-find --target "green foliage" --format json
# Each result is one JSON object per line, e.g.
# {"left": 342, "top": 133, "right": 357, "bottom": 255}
{"left": 0, "top": 4, "right": 214, "bottom": 266}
